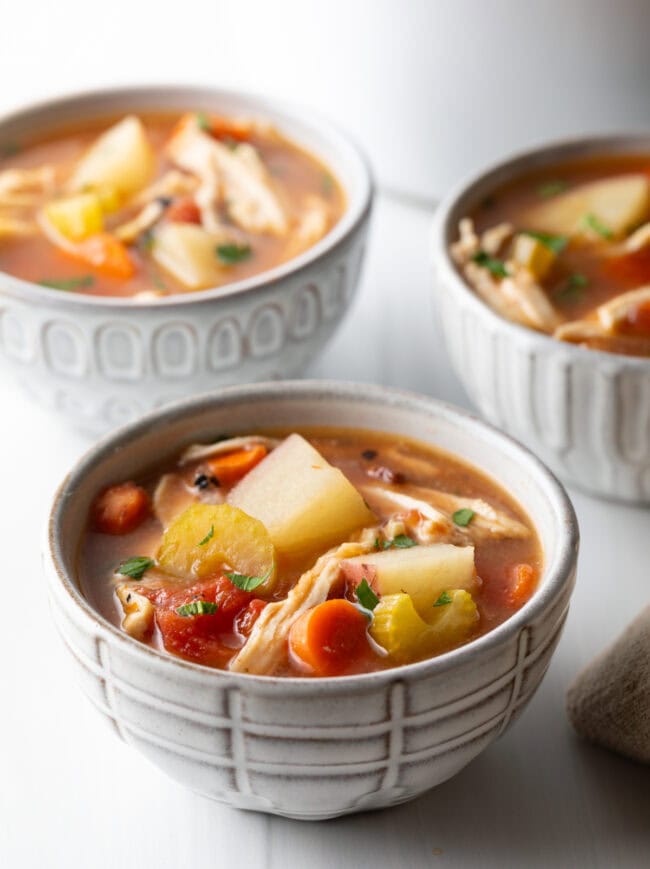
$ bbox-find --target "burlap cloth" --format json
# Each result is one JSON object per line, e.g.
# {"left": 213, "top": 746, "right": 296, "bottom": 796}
{"left": 567, "top": 605, "right": 650, "bottom": 764}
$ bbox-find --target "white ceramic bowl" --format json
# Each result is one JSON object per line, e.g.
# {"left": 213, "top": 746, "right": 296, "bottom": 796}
{"left": 0, "top": 86, "right": 372, "bottom": 435}
{"left": 432, "top": 135, "right": 650, "bottom": 503}
{"left": 45, "top": 381, "right": 578, "bottom": 820}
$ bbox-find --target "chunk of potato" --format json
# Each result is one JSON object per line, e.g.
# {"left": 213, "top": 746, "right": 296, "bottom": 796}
{"left": 370, "top": 590, "right": 479, "bottom": 662}
{"left": 71, "top": 116, "right": 154, "bottom": 196}
{"left": 44, "top": 192, "right": 104, "bottom": 241}
{"left": 525, "top": 174, "right": 650, "bottom": 239}
{"left": 512, "top": 233, "right": 556, "bottom": 278}
{"left": 157, "top": 503, "right": 276, "bottom": 586}
{"left": 228, "top": 433, "right": 376, "bottom": 558}
{"left": 152, "top": 223, "right": 223, "bottom": 289}
{"left": 342, "top": 543, "right": 475, "bottom": 617}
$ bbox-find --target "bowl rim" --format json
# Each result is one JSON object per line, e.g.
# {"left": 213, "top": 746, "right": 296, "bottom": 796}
{"left": 46, "top": 380, "right": 579, "bottom": 691}
{"left": 431, "top": 131, "right": 650, "bottom": 369}
{"left": 0, "top": 83, "right": 373, "bottom": 310}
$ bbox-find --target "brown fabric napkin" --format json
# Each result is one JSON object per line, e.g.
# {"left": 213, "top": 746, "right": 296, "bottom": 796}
{"left": 567, "top": 605, "right": 650, "bottom": 764}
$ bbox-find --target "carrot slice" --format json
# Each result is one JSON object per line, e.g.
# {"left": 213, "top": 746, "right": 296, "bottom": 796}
{"left": 288, "top": 599, "right": 371, "bottom": 676}
{"left": 507, "top": 563, "right": 537, "bottom": 608}
{"left": 72, "top": 233, "right": 135, "bottom": 278}
{"left": 92, "top": 481, "right": 150, "bottom": 535}
{"left": 207, "top": 445, "right": 268, "bottom": 487}
{"left": 625, "top": 299, "right": 650, "bottom": 336}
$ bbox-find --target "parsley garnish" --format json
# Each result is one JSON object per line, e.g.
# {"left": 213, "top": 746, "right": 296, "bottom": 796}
{"left": 582, "top": 213, "right": 613, "bottom": 240}
{"left": 197, "top": 525, "right": 214, "bottom": 546}
{"left": 196, "top": 112, "right": 211, "bottom": 131}
{"left": 472, "top": 250, "right": 509, "bottom": 278}
{"left": 116, "top": 556, "right": 154, "bottom": 580}
{"left": 39, "top": 275, "right": 95, "bottom": 292}
{"left": 216, "top": 243, "right": 252, "bottom": 265}
{"left": 521, "top": 230, "right": 568, "bottom": 254}
{"left": 176, "top": 600, "right": 218, "bottom": 617}
{"left": 374, "top": 534, "right": 417, "bottom": 550}
{"left": 537, "top": 180, "right": 567, "bottom": 199}
{"left": 433, "top": 591, "right": 453, "bottom": 607}
{"left": 226, "top": 568, "right": 271, "bottom": 592}
{"left": 356, "top": 578, "right": 380, "bottom": 612}
{"left": 555, "top": 272, "right": 589, "bottom": 303}
{"left": 452, "top": 508, "right": 475, "bottom": 527}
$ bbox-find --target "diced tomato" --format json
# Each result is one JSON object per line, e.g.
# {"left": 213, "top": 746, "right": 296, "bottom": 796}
{"left": 92, "top": 482, "right": 150, "bottom": 535}
{"left": 206, "top": 445, "right": 268, "bottom": 487}
{"left": 207, "top": 116, "right": 251, "bottom": 144}
{"left": 147, "top": 576, "right": 260, "bottom": 667}
{"left": 603, "top": 247, "right": 650, "bottom": 288}
{"left": 288, "top": 599, "right": 373, "bottom": 676}
{"left": 234, "top": 598, "right": 267, "bottom": 638}
{"left": 507, "top": 563, "right": 537, "bottom": 608}
{"left": 166, "top": 196, "right": 201, "bottom": 225}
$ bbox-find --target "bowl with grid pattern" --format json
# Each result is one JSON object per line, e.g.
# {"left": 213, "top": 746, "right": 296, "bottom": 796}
{"left": 0, "top": 85, "right": 372, "bottom": 435}
{"left": 44, "top": 381, "right": 578, "bottom": 819}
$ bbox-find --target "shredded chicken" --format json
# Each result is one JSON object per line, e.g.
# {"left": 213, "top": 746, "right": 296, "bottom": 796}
{"left": 623, "top": 222, "right": 650, "bottom": 252}
{"left": 132, "top": 170, "right": 198, "bottom": 207}
{"left": 114, "top": 199, "right": 164, "bottom": 243}
{"left": 480, "top": 222, "right": 514, "bottom": 255}
{"left": 179, "top": 435, "right": 280, "bottom": 465}
{"left": 555, "top": 319, "right": 650, "bottom": 355}
{"left": 229, "top": 540, "right": 372, "bottom": 675}
{"left": 0, "top": 165, "right": 56, "bottom": 197}
{"left": 499, "top": 267, "right": 562, "bottom": 332}
{"left": 284, "top": 194, "right": 331, "bottom": 258}
{"left": 167, "top": 116, "right": 288, "bottom": 236}
{"left": 597, "top": 285, "right": 650, "bottom": 332}
{"left": 463, "top": 261, "right": 529, "bottom": 325}
{"left": 450, "top": 218, "right": 480, "bottom": 264}
{"left": 0, "top": 214, "right": 37, "bottom": 237}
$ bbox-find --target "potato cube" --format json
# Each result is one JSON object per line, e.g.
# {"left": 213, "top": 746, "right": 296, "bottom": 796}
{"left": 228, "top": 433, "right": 376, "bottom": 558}
{"left": 152, "top": 223, "right": 222, "bottom": 289}
{"left": 44, "top": 192, "right": 104, "bottom": 240}
{"left": 71, "top": 115, "right": 154, "bottom": 196}
{"left": 512, "top": 233, "right": 556, "bottom": 278}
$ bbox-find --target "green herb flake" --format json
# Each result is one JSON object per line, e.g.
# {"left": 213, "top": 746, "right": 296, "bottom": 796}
{"left": 472, "top": 250, "right": 509, "bottom": 278}
{"left": 582, "top": 213, "right": 613, "bottom": 240}
{"left": 555, "top": 272, "right": 589, "bottom": 303}
{"left": 521, "top": 230, "right": 568, "bottom": 254}
{"left": 176, "top": 600, "right": 218, "bottom": 617}
{"left": 0, "top": 141, "right": 21, "bottom": 159}
{"left": 452, "top": 508, "right": 475, "bottom": 527}
{"left": 322, "top": 173, "right": 334, "bottom": 196}
{"left": 216, "top": 243, "right": 252, "bottom": 265}
{"left": 356, "top": 578, "right": 380, "bottom": 612}
{"left": 196, "top": 112, "right": 211, "bottom": 132}
{"left": 197, "top": 525, "right": 214, "bottom": 546}
{"left": 390, "top": 534, "right": 417, "bottom": 549}
{"left": 537, "top": 180, "right": 567, "bottom": 199}
{"left": 116, "top": 556, "right": 154, "bottom": 580}
{"left": 226, "top": 569, "right": 271, "bottom": 592}
{"left": 38, "top": 275, "right": 95, "bottom": 292}
{"left": 433, "top": 591, "right": 453, "bottom": 607}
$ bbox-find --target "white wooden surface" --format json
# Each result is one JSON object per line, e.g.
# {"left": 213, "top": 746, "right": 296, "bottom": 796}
{"left": 1, "top": 194, "right": 648, "bottom": 869}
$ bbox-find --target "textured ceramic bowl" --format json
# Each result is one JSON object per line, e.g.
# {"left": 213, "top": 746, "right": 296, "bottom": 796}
{"left": 432, "top": 134, "right": 650, "bottom": 503}
{"left": 0, "top": 86, "right": 372, "bottom": 435}
{"left": 45, "top": 381, "right": 578, "bottom": 820}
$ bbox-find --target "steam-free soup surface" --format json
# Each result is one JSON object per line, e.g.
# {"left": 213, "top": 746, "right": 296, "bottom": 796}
{"left": 451, "top": 154, "right": 650, "bottom": 355}
{"left": 79, "top": 427, "right": 541, "bottom": 678}
{"left": 0, "top": 112, "right": 344, "bottom": 297}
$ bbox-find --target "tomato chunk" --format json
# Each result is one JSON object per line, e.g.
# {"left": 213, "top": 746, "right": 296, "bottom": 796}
{"left": 166, "top": 196, "right": 201, "bottom": 225}
{"left": 92, "top": 482, "right": 150, "bottom": 534}
{"left": 625, "top": 299, "right": 650, "bottom": 335}
{"left": 288, "top": 599, "right": 372, "bottom": 676}
{"left": 234, "top": 598, "right": 267, "bottom": 638}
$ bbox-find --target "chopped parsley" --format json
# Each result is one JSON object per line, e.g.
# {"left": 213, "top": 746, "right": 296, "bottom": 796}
{"left": 374, "top": 534, "right": 417, "bottom": 550}
{"left": 472, "top": 250, "right": 509, "bottom": 278}
{"left": 216, "top": 243, "right": 252, "bottom": 265}
{"left": 116, "top": 556, "right": 154, "bottom": 580}
{"left": 555, "top": 272, "right": 589, "bottom": 303}
{"left": 196, "top": 112, "right": 211, "bottom": 131}
{"left": 433, "top": 591, "right": 453, "bottom": 607}
{"left": 537, "top": 180, "right": 567, "bottom": 199}
{"left": 521, "top": 230, "right": 568, "bottom": 254}
{"left": 582, "top": 213, "right": 613, "bottom": 239}
{"left": 226, "top": 569, "right": 271, "bottom": 592}
{"left": 176, "top": 600, "right": 218, "bottom": 617}
{"left": 356, "top": 578, "right": 380, "bottom": 612}
{"left": 197, "top": 525, "right": 214, "bottom": 546}
{"left": 38, "top": 275, "right": 95, "bottom": 292}
{"left": 452, "top": 508, "right": 475, "bottom": 527}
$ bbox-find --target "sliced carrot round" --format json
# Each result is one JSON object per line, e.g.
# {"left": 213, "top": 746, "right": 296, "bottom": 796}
{"left": 92, "top": 481, "right": 150, "bottom": 535}
{"left": 288, "top": 599, "right": 371, "bottom": 676}
{"left": 206, "top": 444, "right": 267, "bottom": 487}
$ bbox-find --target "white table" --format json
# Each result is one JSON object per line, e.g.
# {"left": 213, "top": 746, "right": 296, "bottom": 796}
{"left": 1, "top": 193, "right": 648, "bottom": 868}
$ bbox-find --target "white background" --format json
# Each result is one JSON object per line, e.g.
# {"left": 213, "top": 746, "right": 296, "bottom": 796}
{"left": 1, "top": 3, "right": 649, "bottom": 867}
